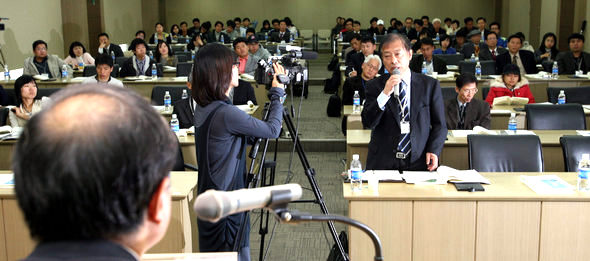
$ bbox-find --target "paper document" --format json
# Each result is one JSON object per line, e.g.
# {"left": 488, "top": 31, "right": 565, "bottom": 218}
{"left": 503, "top": 130, "right": 535, "bottom": 135}
{"left": 490, "top": 109, "right": 512, "bottom": 114}
{"left": 0, "top": 174, "right": 14, "bottom": 187}
{"left": 362, "top": 170, "right": 402, "bottom": 182}
{"left": 402, "top": 171, "right": 448, "bottom": 184}
{"left": 492, "top": 96, "right": 529, "bottom": 106}
{"left": 436, "top": 166, "right": 491, "bottom": 184}
{"left": 577, "top": 130, "right": 590, "bottom": 137}
{"left": 520, "top": 175, "right": 574, "bottom": 194}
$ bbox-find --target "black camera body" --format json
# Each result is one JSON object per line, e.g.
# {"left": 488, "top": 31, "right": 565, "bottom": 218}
{"left": 255, "top": 53, "right": 308, "bottom": 86}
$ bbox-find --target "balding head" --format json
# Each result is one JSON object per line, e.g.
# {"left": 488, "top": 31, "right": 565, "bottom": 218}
{"left": 14, "top": 84, "right": 177, "bottom": 248}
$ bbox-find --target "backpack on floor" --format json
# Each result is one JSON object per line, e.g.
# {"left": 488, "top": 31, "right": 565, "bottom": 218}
{"left": 327, "top": 94, "right": 342, "bottom": 117}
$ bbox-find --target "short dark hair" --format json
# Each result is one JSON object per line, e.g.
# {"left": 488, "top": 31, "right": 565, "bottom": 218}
{"left": 414, "top": 19, "right": 423, "bottom": 26}
{"left": 192, "top": 44, "right": 234, "bottom": 106}
{"left": 486, "top": 31, "right": 498, "bottom": 40}
{"left": 420, "top": 37, "right": 434, "bottom": 47}
{"left": 279, "top": 20, "right": 287, "bottom": 25}
{"left": 215, "top": 21, "right": 223, "bottom": 27}
{"left": 154, "top": 22, "right": 164, "bottom": 28}
{"left": 568, "top": 33, "right": 585, "bottom": 43}
{"left": 226, "top": 20, "right": 235, "bottom": 28}
{"left": 476, "top": 17, "right": 486, "bottom": 23}
{"left": 405, "top": 17, "right": 413, "bottom": 22}
{"left": 243, "top": 17, "right": 250, "bottom": 22}
{"left": 464, "top": 17, "right": 474, "bottom": 24}
{"left": 444, "top": 18, "right": 452, "bottom": 23}
{"left": 32, "top": 40, "right": 47, "bottom": 51}
{"left": 68, "top": 41, "right": 86, "bottom": 58}
{"left": 350, "top": 33, "right": 362, "bottom": 42}
{"left": 490, "top": 22, "right": 500, "bottom": 29}
{"left": 97, "top": 33, "right": 109, "bottom": 39}
{"left": 201, "top": 21, "right": 211, "bottom": 30}
{"left": 284, "top": 17, "right": 293, "bottom": 26}
{"left": 129, "top": 38, "right": 147, "bottom": 51}
{"left": 507, "top": 34, "right": 522, "bottom": 44}
{"left": 263, "top": 20, "right": 270, "bottom": 27}
{"left": 180, "top": 21, "right": 188, "bottom": 27}
{"left": 361, "top": 35, "right": 375, "bottom": 45}
{"left": 14, "top": 75, "right": 37, "bottom": 106}
{"left": 421, "top": 16, "right": 430, "bottom": 21}
{"left": 94, "top": 54, "right": 113, "bottom": 68}
{"left": 155, "top": 41, "right": 173, "bottom": 63}
{"left": 14, "top": 85, "right": 177, "bottom": 242}
{"left": 381, "top": 33, "right": 411, "bottom": 52}
{"left": 246, "top": 28, "right": 255, "bottom": 34}
{"left": 192, "top": 18, "right": 200, "bottom": 23}
{"left": 439, "top": 34, "right": 450, "bottom": 42}
{"left": 514, "top": 32, "right": 525, "bottom": 40}
{"left": 370, "top": 17, "right": 379, "bottom": 23}
{"left": 135, "top": 30, "right": 145, "bottom": 37}
{"left": 345, "top": 18, "right": 353, "bottom": 25}
{"left": 234, "top": 17, "right": 242, "bottom": 23}
{"left": 353, "top": 20, "right": 361, "bottom": 26}
{"left": 452, "top": 20, "right": 460, "bottom": 26}
{"left": 389, "top": 18, "right": 396, "bottom": 24}
{"left": 455, "top": 72, "right": 478, "bottom": 89}
{"left": 232, "top": 37, "right": 248, "bottom": 48}
{"left": 271, "top": 19, "right": 280, "bottom": 24}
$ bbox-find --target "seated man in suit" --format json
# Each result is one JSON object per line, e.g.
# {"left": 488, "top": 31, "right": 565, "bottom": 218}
{"left": 233, "top": 37, "right": 259, "bottom": 75}
{"left": 495, "top": 34, "right": 538, "bottom": 75}
{"left": 97, "top": 33, "right": 124, "bottom": 58}
{"left": 82, "top": 54, "right": 124, "bottom": 87}
{"left": 346, "top": 36, "right": 381, "bottom": 77}
{"left": 556, "top": 33, "right": 590, "bottom": 74}
{"left": 475, "top": 17, "right": 491, "bottom": 42}
{"left": 445, "top": 73, "right": 490, "bottom": 130}
{"left": 408, "top": 19, "right": 424, "bottom": 43}
{"left": 23, "top": 40, "right": 72, "bottom": 78}
{"left": 343, "top": 34, "right": 362, "bottom": 64}
{"left": 479, "top": 32, "right": 507, "bottom": 61}
{"left": 342, "top": 54, "right": 382, "bottom": 105}
{"left": 14, "top": 85, "right": 177, "bottom": 260}
{"left": 207, "top": 21, "right": 230, "bottom": 43}
{"left": 269, "top": 20, "right": 291, "bottom": 43}
{"left": 119, "top": 38, "right": 162, "bottom": 77}
{"left": 461, "top": 30, "right": 484, "bottom": 59}
{"left": 343, "top": 21, "right": 363, "bottom": 42}
{"left": 409, "top": 38, "right": 448, "bottom": 74}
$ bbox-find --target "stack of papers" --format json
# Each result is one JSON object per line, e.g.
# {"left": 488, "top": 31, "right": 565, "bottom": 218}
{"left": 492, "top": 96, "right": 529, "bottom": 106}
{"left": 362, "top": 170, "right": 403, "bottom": 182}
{"left": 402, "top": 166, "right": 491, "bottom": 185}
{"left": 503, "top": 130, "right": 535, "bottom": 135}
{"left": 520, "top": 175, "right": 574, "bottom": 194}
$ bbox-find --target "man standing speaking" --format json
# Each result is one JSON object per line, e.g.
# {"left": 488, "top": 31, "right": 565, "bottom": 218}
{"left": 362, "top": 33, "right": 447, "bottom": 171}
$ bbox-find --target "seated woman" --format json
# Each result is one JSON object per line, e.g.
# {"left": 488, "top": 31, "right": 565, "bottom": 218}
{"left": 9, "top": 75, "right": 50, "bottom": 128}
{"left": 155, "top": 41, "right": 178, "bottom": 67}
{"left": 148, "top": 22, "right": 172, "bottom": 44}
{"left": 187, "top": 33, "right": 204, "bottom": 52}
{"left": 433, "top": 35, "right": 457, "bottom": 54}
{"left": 64, "top": 41, "right": 95, "bottom": 68}
{"left": 341, "top": 54, "right": 381, "bottom": 134}
{"left": 259, "top": 20, "right": 271, "bottom": 33}
{"left": 485, "top": 64, "right": 535, "bottom": 106}
{"left": 535, "top": 32, "right": 559, "bottom": 64}
{"left": 170, "top": 24, "right": 180, "bottom": 41}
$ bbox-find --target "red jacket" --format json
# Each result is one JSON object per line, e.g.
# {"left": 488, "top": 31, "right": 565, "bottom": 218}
{"left": 485, "top": 78, "right": 535, "bottom": 106}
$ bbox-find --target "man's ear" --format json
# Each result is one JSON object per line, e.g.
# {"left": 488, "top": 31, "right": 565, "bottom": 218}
{"left": 147, "top": 176, "right": 171, "bottom": 223}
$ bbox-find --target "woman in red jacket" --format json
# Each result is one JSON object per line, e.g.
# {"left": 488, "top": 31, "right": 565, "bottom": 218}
{"left": 485, "top": 64, "right": 535, "bottom": 106}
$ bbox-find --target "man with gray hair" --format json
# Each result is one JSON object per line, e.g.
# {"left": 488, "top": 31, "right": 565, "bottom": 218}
{"left": 342, "top": 54, "right": 382, "bottom": 105}
{"left": 362, "top": 33, "right": 447, "bottom": 171}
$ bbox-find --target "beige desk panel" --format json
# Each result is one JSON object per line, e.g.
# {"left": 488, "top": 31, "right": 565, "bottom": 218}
{"left": 539, "top": 202, "right": 590, "bottom": 261}
{"left": 0, "top": 201, "right": 6, "bottom": 261}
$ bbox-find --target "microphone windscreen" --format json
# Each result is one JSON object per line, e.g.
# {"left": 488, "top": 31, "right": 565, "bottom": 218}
{"left": 393, "top": 68, "right": 401, "bottom": 75}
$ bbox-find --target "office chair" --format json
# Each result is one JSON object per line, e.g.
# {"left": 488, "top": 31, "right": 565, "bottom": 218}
{"left": 525, "top": 104, "right": 586, "bottom": 130}
{"left": 468, "top": 134, "right": 544, "bottom": 172}
{"left": 560, "top": 136, "right": 590, "bottom": 172}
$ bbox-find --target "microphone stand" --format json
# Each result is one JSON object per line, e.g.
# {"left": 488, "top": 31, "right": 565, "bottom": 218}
{"left": 266, "top": 193, "right": 384, "bottom": 261}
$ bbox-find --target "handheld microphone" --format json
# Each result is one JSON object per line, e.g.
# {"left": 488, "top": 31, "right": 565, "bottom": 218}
{"left": 392, "top": 68, "right": 401, "bottom": 98}
{"left": 193, "top": 184, "right": 303, "bottom": 223}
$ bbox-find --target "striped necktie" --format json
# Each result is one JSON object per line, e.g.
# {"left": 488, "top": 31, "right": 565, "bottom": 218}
{"left": 397, "top": 81, "right": 411, "bottom": 155}
{"left": 458, "top": 104, "right": 466, "bottom": 129}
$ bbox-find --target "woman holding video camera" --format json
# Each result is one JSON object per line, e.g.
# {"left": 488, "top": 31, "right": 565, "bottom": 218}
{"left": 192, "top": 43, "right": 285, "bottom": 261}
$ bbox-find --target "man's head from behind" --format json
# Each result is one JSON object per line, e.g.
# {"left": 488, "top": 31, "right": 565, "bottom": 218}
{"left": 14, "top": 85, "right": 177, "bottom": 255}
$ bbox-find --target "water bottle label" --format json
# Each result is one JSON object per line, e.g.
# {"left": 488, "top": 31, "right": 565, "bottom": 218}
{"left": 552, "top": 68, "right": 558, "bottom": 74}
{"left": 353, "top": 98, "right": 360, "bottom": 106}
{"left": 579, "top": 169, "right": 589, "bottom": 179}
{"left": 508, "top": 123, "right": 517, "bottom": 130}
{"left": 172, "top": 124, "right": 179, "bottom": 133}
{"left": 475, "top": 68, "right": 481, "bottom": 75}
{"left": 4, "top": 72, "right": 9, "bottom": 79}
{"left": 164, "top": 99, "right": 171, "bottom": 106}
{"left": 152, "top": 69, "right": 157, "bottom": 76}
{"left": 558, "top": 98, "right": 565, "bottom": 104}
{"left": 351, "top": 169, "right": 362, "bottom": 180}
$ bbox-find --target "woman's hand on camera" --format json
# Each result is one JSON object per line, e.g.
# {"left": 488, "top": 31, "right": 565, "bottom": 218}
{"left": 271, "top": 63, "right": 286, "bottom": 89}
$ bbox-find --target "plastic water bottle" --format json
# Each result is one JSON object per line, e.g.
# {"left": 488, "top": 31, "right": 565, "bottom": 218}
{"left": 164, "top": 91, "right": 172, "bottom": 112}
{"left": 551, "top": 61, "right": 559, "bottom": 79}
{"left": 276, "top": 45, "right": 281, "bottom": 55}
{"left": 475, "top": 61, "right": 482, "bottom": 79}
{"left": 186, "top": 38, "right": 190, "bottom": 44}
{"left": 350, "top": 154, "right": 363, "bottom": 192}
{"left": 436, "top": 33, "right": 440, "bottom": 41}
{"left": 557, "top": 90, "right": 566, "bottom": 104}
{"left": 220, "top": 35, "right": 225, "bottom": 44}
{"left": 339, "top": 32, "right": 342, "bottom": 40}
{"left": 61, "top": 64, "right": 69, "bottom": 80}
{"left": 170, "top": 114, "right": 180, "bottom": 134}
{"left": 421, "top": 61, "right": 428, "bottom": 75}
{"left": 3, "top": 66, "right": 9, "bottom": 80}
{"left": 151, "top": 64, "right": 158, "bottom": 79}
{"left": 578, "top": 154, "right": 590, "bottom": 191}
{"left": 110, "top": 51, "right": 115, "bottom": 61}
{"left": 265, "top": 32, "right": 268, "bottom": 41}
{"left": 353, "top": 91, "right": 361, "bottom": 113}
{"left": 508, "top": 112, "right": 517, "bottom": 133}
{"left": 155, "top": 37, "right": 158, "bottom": 45}
{"left": 149, "top": 51, "right": 154, "bottom": 60}
{"left": 184, "top": 44, "right": 188, "bottom": 53}
{"left": 181, "top": 89, "right": 189, "bottom": 100}
{"left": 290, "top": 33, "right": 294, "bottom": 42}
{"left": 373, "top": 33, "right": 377, "bottom": 43}
{"left": 191, "top": 50, "right": 196, "bottom": 60}
{"left": 470, "top": 53, "right": 476, "bottom": 62}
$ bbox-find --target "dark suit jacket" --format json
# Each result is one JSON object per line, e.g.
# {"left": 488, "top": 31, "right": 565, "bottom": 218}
{"left": 479, "top": 46, "right": 507, "bottom": 61}
{"left": 103, "top": 44, "right": 124, "bottom": 57}
{"left": 495, "top": 50, "right": 538, "bottom": 74}
{"left": 345, "top": 51, "right": 383, "bottom": 77}
{"left": 233, "top": 80, "right": 258, "bottom": 106}
{"left": 207, "top": 31, "right": 230, "bottom": 43}
{"left": 556, "top": 51, "right": 590, "bottom": 74}
{"left": 444, "top": 98, "right": 491, "bottom": 130}
{"left": 172, "top": 97, "right": 194, "bottom": 129}
{"left": 409, "top": 55, "right": 448, "bottom": 74}
{"left": 342, "top": 76, "right": 368, "bottom": 105}
{"left": 269, "top": 31, "right": 291, "bottom": 43}
{"left": 407, "top": 28, "right": 422, "bottom": 41}
{"left": 22, "top": 240, "right": 137, "bottom": 260}
{"left": 119, "top": 56, "right": 162, "bottom": 77}
{"left": 361, "top": 72, "right": 447, "bottom": 170}
{"left": 460, "top": 42, "right": 486, "bottom": 59}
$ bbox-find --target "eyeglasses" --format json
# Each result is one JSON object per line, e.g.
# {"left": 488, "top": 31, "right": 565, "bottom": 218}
{"left": 364, "top": 64, "right": 379, "bottom": 71}
{"left": 461, "top": 88, "right": 478, "bottom": 94}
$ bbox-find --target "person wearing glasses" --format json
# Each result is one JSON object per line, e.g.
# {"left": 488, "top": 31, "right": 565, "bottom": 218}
{"left": 444, "top": 73, "right": 490, "bottom": 130}
{"left": 24, "top": 40, "right": 72, "bottom": 78}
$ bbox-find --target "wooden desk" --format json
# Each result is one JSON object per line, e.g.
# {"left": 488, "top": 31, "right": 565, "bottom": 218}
{"left": 0, "top": 171, "right": 199, "bottom": 261}
{"left": 344, "top": 172, "right": 590, "bottom": 261}
{"left": 346, "top": 129, "right": 582, "bottom": 172}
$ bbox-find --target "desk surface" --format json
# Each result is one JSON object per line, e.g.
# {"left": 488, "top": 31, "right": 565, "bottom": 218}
{"left": 343, "top": 172, "right": 587, "bottom": 201}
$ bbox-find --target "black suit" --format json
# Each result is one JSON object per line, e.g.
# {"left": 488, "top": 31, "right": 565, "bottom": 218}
{"left": 345, "top": 51, "right": 383, "bottom": 77}
{"left": 407, "top": 28, "right": 422, "bottom": 41}
{"left": 461, "top": 42, "right": 486, "bottom": 59}
{"left": 232, "top": 80, "right": 258, "bottom": 106}
{"left": 479, "top": 46, "right": 507, "bottom": 61}
{"left": 409, "top": 55, "right": 448, "bottom": 74}
{"left": 270, "top": 31, "right": 291, "bottom": 43}
{"left": 342, "top": 76, "right": 368, "bottom": 105}
{"left": 172, "top": 98, "right": 195, "bottom": 129}
{"left": 207, "top": 31, "right": 230, "bottom": 43}
{"left": 22, "top": 240, "right": 137, "bottom": 260}
{"left": 444, "top": 98, "right": 491, "bottom": 130}
{"left": 119, "top": 56, "right": 162, "bottom": 77}
{"left": 556, "top": 51, "right": 590, "bottom": 74}
{"left": 361, "top": 72, "right": 447, "bottom": 170}
{"left": 495, "top": 50, "right": 538, "bottom": 74}
{"left": 101, "top": 44, "right": 124, "bottom": 57}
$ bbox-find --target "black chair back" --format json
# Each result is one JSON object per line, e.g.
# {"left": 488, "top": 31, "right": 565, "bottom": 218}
{"left": 256, "top": 32, "right": 267, "bottom": 41}
{"left": 546, "top": 86, "right": 590, "bottom": 104}
{"left": 560, "top": 136, "right": 590, "bottom": 172}
{"left": 441, "top": 87, "right": 457, "bottom": 101}
{"left": 178, "top": 37, "right": 191, "bottom": 44}
{"left": 541, "top": 61, "right": 553, "bottom": 73}
{"left": 525, "top": 104, "right": 586, "bottom": 130}
{"left": 4, "top": 89, "right": 16, "bottom": 106}
{"left": 468, "top": 134, "right": 544, "bottom": 172}
{"left": 375, "top": 35, "right": 386, "bottom": 44}
{"left": 172, "top": 45, "right": 186, "bottom": 53}
{"left": 176, "top": 62, "right": 193, "bottom": 77}
{"left": 459, "top": 60, "right": 496, "bottom": 75}
{"left": 0, "top": 107, "right": 9, "bottom": 126}
{"left": 115, "top": 57, "right": 127, "bottom": 67}
{"left": 177, "top": 54, "right": 189, "bottom": 63}
{"left": 434, "top": 54, "right": 463, "bottom": 65}
{"left": 481, "top": 87, "right": 490, "bottom": 100}
{"left": 36, "top": 88, "right": 61, "bottom": 99}
{"left": 151, "top": 86, "right": 189, "bottom": 105}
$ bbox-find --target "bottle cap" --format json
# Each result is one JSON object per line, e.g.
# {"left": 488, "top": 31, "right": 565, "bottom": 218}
{"left": 510, "top": 112, "right": 515, "bottom": 117}
{"left": 352, "top": 154, "right": 359, "bottom": 160}
{"left": 165, "top": 91, "right": 170, "bottom": 94}
{"left": 172, "top": 114, "right": 177, "bottom": 119}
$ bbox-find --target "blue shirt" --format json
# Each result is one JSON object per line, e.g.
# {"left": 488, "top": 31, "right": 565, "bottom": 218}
{"left": 433, "top": 47, "right": 457, "bottom": 55}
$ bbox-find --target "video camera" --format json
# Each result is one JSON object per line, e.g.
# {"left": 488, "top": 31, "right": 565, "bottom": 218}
{"left": 254, "top": 45, "right": 318, "bottom": 86}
